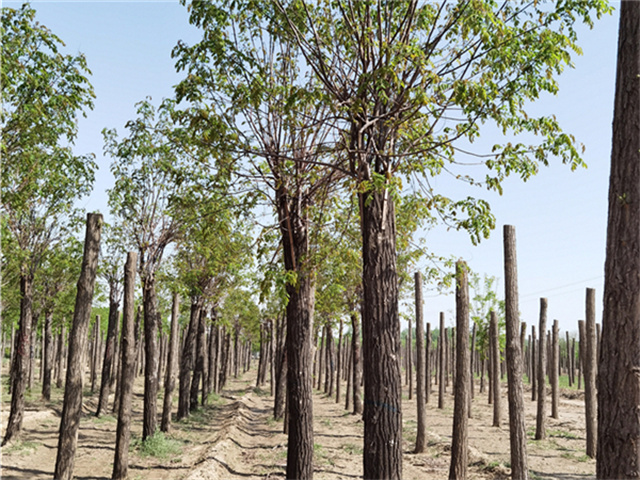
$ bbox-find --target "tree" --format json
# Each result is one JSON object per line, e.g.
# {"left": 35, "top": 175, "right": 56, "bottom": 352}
{"left": 35, "top": 236, "right": 83, "bottom": 401}
{"left": 96, "top": 223, "right": 126, "bottom": 417}
{"left": 274, "top": 2, "right": 610, "bottom": 476}
{"left": 105, "top": 99, "right": 185, "bottom": 440}
{"left": 173, "top": 4, "right": 341, "bottom": 476}
{"left": 597, "top": 2, "right": 640, "bottom": 477}
{"left": 54, "top": 213, "right": 102, "bottom": 480}
{"left": 1, "top": 4, "right": 95, "bottom": 446}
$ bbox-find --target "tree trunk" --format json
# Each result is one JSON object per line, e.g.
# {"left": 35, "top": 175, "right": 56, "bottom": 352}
{"left": 56, "top": 322, "right": 65, "bottom": 389}
{"left": 449, "top": 261, "right": 470, "bottom": 479}
{"left": 503, "top": 225, "right": 528, "bottom": 479}
{"left": 53, "top": 213, "right": 102, "bottom": 480}
{"left": 585, "top": 288, "right": 597, "bottom": 458}
{"left": 90, "top": 316, "right": 99, "bottom": 393}
{"left": 551, "top": 319, "right": 559, "bottom": 419}
{"left": 566, "top": 331, "right": 573, "bottom": 387}
{"left": 112, "top": 252, "right": 137, "bottom": 480}
{"left": 531, "top": 325, "right": 537, "bottom": 402}
{"left": 42, "top": 311, "right": 53, "bottom": 401}
{"left": 536, "top": 298, "right": 548, "bottom": 440}
{"left": 407, "top": 315, "right": 412, "bottom": 400}
{"left": 426, "top": 322, "right": 431, "bottom": 403}
{"left": 218, "top": 330, "right": 231, "bottom": 391}
{"left": 161, "top": 293, "right": 180, "bottom": 433}
{"left": 336, "top": 318, "right": 343, "bottom": 404}
{"left": 325, "top": 323, "right": 332, "bottom": 395}
{"left": 438, "top": 312, "right": 445, "bottom": 410}
{"left": 142, "top": 273, "right": 161, "bottom": 440}
{"left": 177, "top": 299, "right": 201, "bottom": 420}
{"left": 470, "top": 322, "right": 477, "bottom": 408}
{"left": 414, "top": 272, "right": 426, "bottom": 453}
{"left": 190, "top": 306, "right": 206, "bottom": 411}
{"left": 351, "top": 312, "right": 363, "bottom": 416}
{"left": 345, "top": 341, "right": 352, "bottom": 412}
{"left": 97, "top": 282, "right": 120, "bottom": 417}
{"left": 490, "top": 311, "right": 501, "bottom": 428}
{"left": 597, "top": 6, "right": 640, "bottom": 476}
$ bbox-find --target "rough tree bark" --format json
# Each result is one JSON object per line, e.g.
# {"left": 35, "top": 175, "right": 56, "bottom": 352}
{"left": 536, "top": 298, "right": 548, "bottom": 440}
{"left": 336, "top": 318, "right": 343, "bottom": 404}
{"left": 438, "top": 312, "right": 445, "bottom": 410}
{"left": 161, "top": 293, "right": 180, "bottom": 433}
{"left": 414, "top": 272, "right": 426, "bottom": 453}
{"left": 584, "top": 288, "right": 597, "bottom": 458}
{"left": 426, "top": 322, "right": 431, "bottom": 404}
{"left": 56, "top": 323, "right": 65, "bottom": 389}
{"left": 96, "top": 281, "right": 121, "bottom": 417}
{"left": 503, "top": 225, "right": 528, "bottom": 479}
{"left": 449, "top": 261, "right": 470, "bottom": 479}
{"left": 597, "top": 6, "right": 640, "bottom": 476}
{"left": 2, "top": 271, "right": 34, "bottom": 445}
{"left": 531, "top": 325, "right": 537, "bottom": 402}
{"left": 53, "top": 213, "right": 102, "bottom": 480}
{"left": 112, "top": 252, "right": 137, "bottom": 480}
{"left": 177, "top": 299, "right": 201, "bottom": 420}
{"left": 190, "top": 307, "right": 206, "bottom": 411}
{"left": 141, "top": 273, "right": 161, "bottom": 440}
{"left": 551, "top": 319, "right": 559, "bottom": 419}
{"left": 490, "top": 311, "right": 501, "bottom": 428}
{"left": 351, "top": 311, "right": 363, "bottom": 416}
{"left": 42, "top": 311, "right": 53, "bottom": 401}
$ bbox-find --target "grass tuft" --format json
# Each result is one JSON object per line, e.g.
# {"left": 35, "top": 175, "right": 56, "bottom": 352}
{"left": 130, "top": 432, "right": 182, "bottom": 459}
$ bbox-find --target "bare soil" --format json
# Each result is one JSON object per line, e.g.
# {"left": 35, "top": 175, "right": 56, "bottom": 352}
{"left": 1, "top": 361, "right": 595, "bottom": 479}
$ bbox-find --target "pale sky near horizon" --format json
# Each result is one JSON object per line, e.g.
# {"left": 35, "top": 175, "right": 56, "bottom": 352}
{"left": 6, "top": 1, "right": 622, "bottom": 335}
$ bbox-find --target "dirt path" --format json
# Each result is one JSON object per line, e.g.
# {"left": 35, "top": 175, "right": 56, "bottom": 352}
{"left": 1, "top": 362, "right": 596, "bottom": 480}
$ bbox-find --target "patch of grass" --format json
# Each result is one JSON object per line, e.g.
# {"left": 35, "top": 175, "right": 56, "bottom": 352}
{"left": 343, "top": 443, "right": 363, "bottom": 455}
{"left": 92, "top": 414, "right": 117, "bottom": 424}
{"left": 577, "top": 454, "right": 591, "bottom": 462}
{"left": 253, "top": 386, "right": 269, "bottom": 397}
{"left": 130, "top": 432, "right": 182, "bottom": 459}
{"left": 549, "top": 429, "right": 578, "bottom": 439}
{"left": 321, "top": 418, "right": 332, "bottom": 428}
{"left": 4, "top": 440, "right": 38, "bottom": 456}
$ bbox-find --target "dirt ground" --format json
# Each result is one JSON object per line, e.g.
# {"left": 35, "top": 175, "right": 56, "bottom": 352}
{"left": 1, "top": 360, "right": 595, "bottom": 480}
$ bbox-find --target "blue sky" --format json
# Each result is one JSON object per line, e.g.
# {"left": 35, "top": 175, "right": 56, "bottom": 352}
{"left": 7, "top": 1, "right": 620, "bottom": 335}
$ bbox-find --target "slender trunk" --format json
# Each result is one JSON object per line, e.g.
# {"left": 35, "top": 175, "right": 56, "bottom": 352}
{"left": 503, "top": 225, "right": 528, "bottom": 479}
{"left": 42, "top": 311, "right": 53, "bottom": 401}
{"left": 438, "top": 313, "right": 445, "bottom": 409}
{"left": 161, "top": 293, "right": 180, "bottom": 433}
{"left": 531, "top": 325, "right": 537, "bottom": 402}
{"left": 336, "top": 318, "right": 343, "bottom": 404}
{"left": 449, "top": 261, "right": 470, "bottom": 479}
{"left": 142, "top": 273, "right": 161, "bottom": 440}
{"left": 414, "top": 272, "right": 426, "bottom": 453}
{"left": 56, "top": 322, "right": 65, "bottom": 389}
{"left": 351, "top": 312, "right": 363, "bottom": 415}
{"left": 177, "top": 299, "right": 201, "bottom": 420}
{"left": 54, "top": 213, "right": 102, "bottom": 480}
{"left": 345, "top": 340, "right": 352, "bottom": 412}
{"left": 190, "top": 307, "right": 206, "bottom": 411}
{"left": 585, "top": 288, "right": 597, "bottom": 458}
{"left": 91, "top": 316, "right": 100, "bottom": 393}
{"left": 407, "top": 316, "right": 412, "bottom": 400}
{"left": 490, "top": 311, "right": 501, "bottom": 428}
{"left": 112, "top": 252, "right": 137, "bottom": 480}
{"left": 566, "top": 331, "right": 573, "bottom": 387}
{"left": 426, "top": 322, "right": 431, "bottom": 404}
{"left": 97, "top": 284, "right": 120, "bottom": 416}
{"left": 551, "top": 319, "right": 559, "bottom": 419}
{"left": 536, "top": 298, "right": 548, "bottom": 440}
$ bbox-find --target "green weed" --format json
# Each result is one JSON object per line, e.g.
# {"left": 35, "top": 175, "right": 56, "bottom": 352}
{"left": 4, "top": 440, "right": 38, "bottom": 456}
{"left": 130, "top": 432, "right": 182, "bottom": 459}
